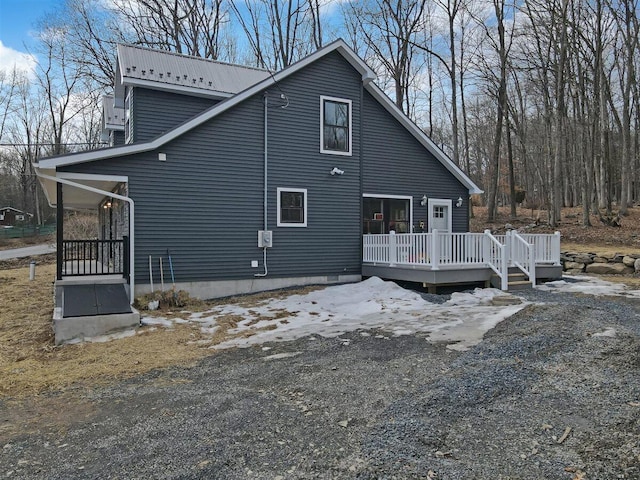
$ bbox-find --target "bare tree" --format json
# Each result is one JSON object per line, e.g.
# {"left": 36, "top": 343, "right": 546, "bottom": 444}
{"left": 344, "top": 0, "right": 427, "bottom": 116}
{"left": 230, "top": 0, "right": 322, "bottom": 70}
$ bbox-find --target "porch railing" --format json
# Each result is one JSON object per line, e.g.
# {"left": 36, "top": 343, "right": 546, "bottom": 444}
{"left": 60, "top": 237, "right": 129, "bottom": 280}
{"left": 508, "top": 231, "right": 536, "bottom": 286}
{"left": 363, "top": 230, "right": 560, "bottom": 289}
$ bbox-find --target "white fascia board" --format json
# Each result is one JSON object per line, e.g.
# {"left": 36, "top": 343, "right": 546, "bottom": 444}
{"left": 36, "top": 142, "right": 156, "bottom": 169}
{"left": 37, "top": 40, "right": 377, "bottom": 170}
{"left": 104, "top": 123, "right": 125, "bottom": 131}
{"left": 364, "top": 83, "right": 483, "bottom": 195}
{"left": 57, "top": 172, "right": 129, "bottom": 183}
{"left": 124, "top": 77, "right": 234, "bottom": 100}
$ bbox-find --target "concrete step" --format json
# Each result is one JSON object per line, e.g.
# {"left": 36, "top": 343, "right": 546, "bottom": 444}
{"left": 490, "top": 273, "right": 533, "bottom": 291}
{"left": 507, "top": 280, "right": 533, "bottom": 291}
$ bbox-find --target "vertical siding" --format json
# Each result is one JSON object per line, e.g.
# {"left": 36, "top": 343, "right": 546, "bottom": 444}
{"left": 361, "top": 90, "right": 469, "bottom": 232}
{"left": 132, "top": 88, "right": 219, "bottom": 142}
{"left": 63, "top": 52, "right": 363, "bottom": 286}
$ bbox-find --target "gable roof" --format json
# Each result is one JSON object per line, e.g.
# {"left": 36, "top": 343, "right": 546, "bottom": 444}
{"left": 114, "top": 44, "right": 271, "bottom": 104}
{"left": 102, "top": 95, "right": 124, "bottom": 130}
{"left": 37, "top": 39, "right": 481, "bottom": 195}
{"left": 0, "top": 207, "right": 32, "bottom": 216}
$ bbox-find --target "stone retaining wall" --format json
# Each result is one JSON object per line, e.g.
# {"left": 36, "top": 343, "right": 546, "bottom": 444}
{"left": 562, "top": 251, "right": 640, "bottom": 275}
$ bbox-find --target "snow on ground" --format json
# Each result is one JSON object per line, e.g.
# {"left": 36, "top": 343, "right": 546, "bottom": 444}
{"left": 537, "top": 275, "right": 640, "bottom": 297}
{"left": 142, "top": 277, "right": 528, "bottom": 352}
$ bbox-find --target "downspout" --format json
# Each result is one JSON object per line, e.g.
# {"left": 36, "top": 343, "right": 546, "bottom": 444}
{"left": 37, "top": 172, "right": 136, "bottom": 303}
{"left": 255, "top": 92, "right": 269, "bottom": 277}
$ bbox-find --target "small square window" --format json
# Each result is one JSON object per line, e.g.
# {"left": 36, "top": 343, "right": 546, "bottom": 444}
{"left": 277, "top": 188, "right": 307, "bottom": 227}
{"left": 320, "top": 96, "right": 352, "bottom": 156}
{"left": 434, "top": 206, "right": 444, "bottom": 219}
{"left": 15, "top": 214, "right": 24, "bottom": 221}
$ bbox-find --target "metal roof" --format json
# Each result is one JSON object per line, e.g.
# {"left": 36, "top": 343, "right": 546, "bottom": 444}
{"left": 102, "top": 95, "right": 125, "bottom": 130}
{"left": 116, "top": 44, "right": 271, "bottom": 99}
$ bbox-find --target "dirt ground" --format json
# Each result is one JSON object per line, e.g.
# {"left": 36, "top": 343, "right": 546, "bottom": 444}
{"left": 471, "top": 205, "right": 640, "bottom": 248}
{"left": 0, "top": 206, "right": 639, "bottom": 478}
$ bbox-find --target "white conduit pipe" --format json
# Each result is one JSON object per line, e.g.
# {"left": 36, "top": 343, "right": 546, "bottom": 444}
{"left": 255, "top": 91, "right": 269, "bottom": 278}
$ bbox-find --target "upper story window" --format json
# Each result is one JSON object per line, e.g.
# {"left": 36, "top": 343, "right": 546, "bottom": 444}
{"left": 320, "top": 96, "right": 352, "bottom": 156}
{"left": 124, "top": 87, "right": 132, "bottom": 144}
{"left": 277, "top": 188, "right": 307, "bottom": 227}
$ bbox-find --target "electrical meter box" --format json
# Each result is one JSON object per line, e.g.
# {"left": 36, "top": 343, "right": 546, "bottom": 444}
{"left": 258, "top": 230, "right": 273, "bottom": 248}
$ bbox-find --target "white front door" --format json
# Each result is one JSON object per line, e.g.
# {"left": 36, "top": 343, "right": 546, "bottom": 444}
{"left": 428, "top": 198, "right": 453, "bottom": 261}
{"left": 427, "top": 199, "right": 452, "bottom": 233}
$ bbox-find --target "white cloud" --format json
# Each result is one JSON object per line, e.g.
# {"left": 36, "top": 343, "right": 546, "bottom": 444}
{"left": 0, "top": 40, "right": 36, "bottom": 75}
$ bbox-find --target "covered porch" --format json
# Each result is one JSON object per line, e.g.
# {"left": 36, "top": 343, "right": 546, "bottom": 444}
{"left": 36, "top": 170, "right": 139, "bottom": 344}
{"left": 362, "top": 230, "right": 562, "bottom": 292}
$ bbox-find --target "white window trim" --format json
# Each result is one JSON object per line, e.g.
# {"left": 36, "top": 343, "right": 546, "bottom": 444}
{"left": 277, "top": 187, "right": 308, "bottom": 227}
{"left": 362, "top": 194, "right": 413, "bottom": 230}
{"left": 320, "top": 95, "right": 352, "bottom": 156}
{"left": 427, "top": 198, "right": 452, "bottom": 233}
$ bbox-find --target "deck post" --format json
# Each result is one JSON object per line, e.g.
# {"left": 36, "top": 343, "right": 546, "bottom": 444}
{"left": 553, "top": 231, "right": 561, "bottom": 265}
{"left": 431, "top": 229, "right": 440, "bottom": 270}
{"left": 505, "top": 230, "right": 512, "bottom": 267}
{"left": 483, "top": 229, "right": 490, "bottom": 266}
{"left": 389, "top": 230, "right": 396, "bottom": 266}
{"left": 56, "top": 182, "right": 63, "bottom": 281}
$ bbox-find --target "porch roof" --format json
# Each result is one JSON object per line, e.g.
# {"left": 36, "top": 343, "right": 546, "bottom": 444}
{"left": 38, "top": 171, "right": 127, "bottom": 210}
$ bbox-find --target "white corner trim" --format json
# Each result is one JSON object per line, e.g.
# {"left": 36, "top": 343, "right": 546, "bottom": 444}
{"left": 320, "top": 95, "right": 353, "bottom": 156}
{"left": 277, "top": 187, "right": 308, "bottom": 227}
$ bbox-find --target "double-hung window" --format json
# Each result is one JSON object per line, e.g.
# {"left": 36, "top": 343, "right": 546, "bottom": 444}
{"left": 277, "top": 188, "right": 307, "bottom": 227}
{"left": 320, "top": 96, "right": 352, "bottom": 155}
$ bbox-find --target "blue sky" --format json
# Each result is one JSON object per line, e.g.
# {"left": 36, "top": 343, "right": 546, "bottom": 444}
{"left": 0, "top": 0, "right": 59, "bottom": 71}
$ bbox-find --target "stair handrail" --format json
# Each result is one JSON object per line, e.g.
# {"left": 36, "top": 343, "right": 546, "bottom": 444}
{"left": 484, "top": 229, "right": 508, "bottom": 290}
{"left": 509, "top": 231, "right": 536, "bottom": 286}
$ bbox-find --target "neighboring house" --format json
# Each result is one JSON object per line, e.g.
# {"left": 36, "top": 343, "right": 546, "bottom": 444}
{"left": 0, "top": 207, "right": 33, "bottom": 226}
{"left": 35, "top": 39, "right": 560, "bottom": 324}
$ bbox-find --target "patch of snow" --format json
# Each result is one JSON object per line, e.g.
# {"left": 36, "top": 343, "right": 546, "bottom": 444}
{"left": 263, "top": 352, "right": 302, "bottom": 361}
{"left": 82, "top": 329, "right": 137, "bottom": 343}
{"left": 141, "top": 316, "right": 173, "bottom": 327}
{"left": 168, "top": 277, "right": 529, "bottom": 352}
{"left": 593, "top": 328, "right": 617, "bottom": 338}
{"left": 537, "top": 275, "right": 640, "bottom": 297}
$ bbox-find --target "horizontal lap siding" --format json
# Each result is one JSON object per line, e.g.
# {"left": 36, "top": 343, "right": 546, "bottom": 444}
{"left": 361, "top": 90, "right": 469, "bottom": 232}
{"left": 64, "top": 51, "right": 363, "bottom": 286}
{"left": 132, "top": 88, "right": 219, "bottom": 142}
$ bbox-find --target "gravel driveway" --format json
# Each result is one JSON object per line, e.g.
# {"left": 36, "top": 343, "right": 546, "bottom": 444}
{"left": 1, "top": 288, "right": 639, "bottom": 479}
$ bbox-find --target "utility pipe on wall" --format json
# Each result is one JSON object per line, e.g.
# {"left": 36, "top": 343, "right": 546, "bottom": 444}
{"left": 255, "top": 91, "right": 269, "bottom": 278}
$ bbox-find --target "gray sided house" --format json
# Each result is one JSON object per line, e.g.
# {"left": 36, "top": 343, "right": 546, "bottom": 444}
{"left": 36, "top": 39, "right": 485, "bottom": 311}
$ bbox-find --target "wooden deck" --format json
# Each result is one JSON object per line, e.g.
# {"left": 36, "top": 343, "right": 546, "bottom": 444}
{"left": 362, "top": 230, "right": 562, "bottom": 291}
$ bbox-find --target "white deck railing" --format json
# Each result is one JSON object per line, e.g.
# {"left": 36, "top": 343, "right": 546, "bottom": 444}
{"left": 509, "top": 231, "right": 536, "bottom": 286}
{"left": 363, "top": 230, "right": 561, "bottom": 290}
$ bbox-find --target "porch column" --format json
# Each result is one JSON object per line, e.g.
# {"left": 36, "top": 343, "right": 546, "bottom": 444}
{"left": 56, "top": 181, "right": 63, "bottom": 280}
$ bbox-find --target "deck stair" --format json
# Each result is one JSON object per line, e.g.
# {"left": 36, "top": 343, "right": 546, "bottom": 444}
{"left": 491, "top": 268, "right": 533, "bottom": 291}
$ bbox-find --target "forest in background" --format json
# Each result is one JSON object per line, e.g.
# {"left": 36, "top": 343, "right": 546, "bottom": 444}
{"left": 0, "top": 0, "right": 637, "bottom": 228}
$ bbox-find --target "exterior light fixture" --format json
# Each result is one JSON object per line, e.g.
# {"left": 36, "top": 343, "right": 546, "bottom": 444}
{"left": 420, "top": 195, "right": 427, "bottom": 206}
{"left": 456, "top": 197, "right": 463, "bottom": 208}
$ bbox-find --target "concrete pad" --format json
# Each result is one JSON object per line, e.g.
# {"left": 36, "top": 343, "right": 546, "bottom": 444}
{"left": 54, "top": 307, "right": 140, "bottom": 345}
